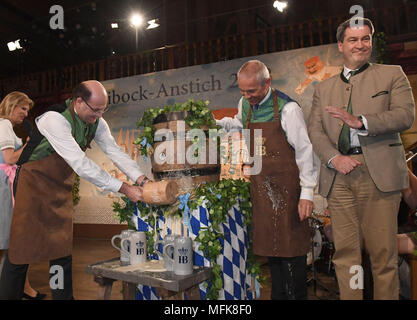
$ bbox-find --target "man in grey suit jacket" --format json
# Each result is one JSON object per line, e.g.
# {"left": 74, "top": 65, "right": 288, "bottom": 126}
{"left": 308, "top": 17, "right": 415, "bottom": 299}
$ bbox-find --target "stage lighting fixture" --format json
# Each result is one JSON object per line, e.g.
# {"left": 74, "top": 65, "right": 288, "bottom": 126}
{"left": 273, "top": 1, "right": 288, "bottom": 12}
{"left": 7, "top": 39, "right": 22, "bottom": 52}
{"left": 147, "top": 19, "right": 160, "bottom": 29}
{"left": 130, "top": 14, "right": 143, "bottom": 27}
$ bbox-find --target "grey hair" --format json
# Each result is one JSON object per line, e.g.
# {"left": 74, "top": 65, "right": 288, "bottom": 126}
{"left": 336, "top": 17, "right": 374, "bottom": 42}
{"left": 237, "top": 60, "right": 270, "bottom": 84}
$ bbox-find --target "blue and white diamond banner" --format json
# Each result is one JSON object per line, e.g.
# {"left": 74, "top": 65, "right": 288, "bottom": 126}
{"left": 133, "top": 199, "right": 257, "bottom": 300}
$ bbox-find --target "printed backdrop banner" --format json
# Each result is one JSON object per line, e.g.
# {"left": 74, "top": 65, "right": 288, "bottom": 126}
{"left": 74, "top": 43, "right": 344, "bottom": 224}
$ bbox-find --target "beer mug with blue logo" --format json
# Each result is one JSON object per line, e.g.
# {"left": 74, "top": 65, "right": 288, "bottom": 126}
{"left": 121, "top": 231, "right": 147, "bottom": 265}
{"left": 111, "top": 229, "right": 135, "bottom": 266}
{"left": 164, "top": 236, "right": 193, "bottom": 275}
{"left": 154, "top": 233, "right": 179, "bottom": 271}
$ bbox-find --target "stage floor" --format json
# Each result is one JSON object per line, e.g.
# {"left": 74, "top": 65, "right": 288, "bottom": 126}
{"left": 0, "top": 238, "right": 340, "bottom": 300}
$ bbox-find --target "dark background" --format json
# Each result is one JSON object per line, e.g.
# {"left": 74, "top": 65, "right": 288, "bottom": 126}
{"left": 1, "top": 0, "right": 410, "bottom": 79}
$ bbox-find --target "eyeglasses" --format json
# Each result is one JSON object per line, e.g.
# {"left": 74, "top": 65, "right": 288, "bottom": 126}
{"left": 81, "top": 97, "right": 109, "bottom": 115}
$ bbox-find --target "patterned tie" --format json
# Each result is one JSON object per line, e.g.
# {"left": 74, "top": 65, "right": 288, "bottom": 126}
{"left": 338, "top": 70, "right": 356, "bottom": 155}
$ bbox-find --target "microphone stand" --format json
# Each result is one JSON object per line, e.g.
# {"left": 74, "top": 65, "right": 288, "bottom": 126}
{"left": 307, "top": 217, "right": 339, "bottom": 299}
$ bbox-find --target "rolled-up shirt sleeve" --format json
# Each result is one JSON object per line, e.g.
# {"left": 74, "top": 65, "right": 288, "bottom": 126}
{"left": 93, "top": 118, "right": 143, "bottom": 183}
{"left": 36, "top": 112, "right": 142, "bottom": 193}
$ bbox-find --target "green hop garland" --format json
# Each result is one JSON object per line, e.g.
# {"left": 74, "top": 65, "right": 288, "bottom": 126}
{"left": 112, "top": 179, "right": 265, "bottom": 300}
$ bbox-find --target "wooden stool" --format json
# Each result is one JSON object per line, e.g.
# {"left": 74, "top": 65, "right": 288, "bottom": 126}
{"left": 86, "top": 258, "right": 212, "bottom": 300}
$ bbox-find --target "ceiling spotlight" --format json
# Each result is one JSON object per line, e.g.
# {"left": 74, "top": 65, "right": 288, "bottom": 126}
{"left": 7, "top": 42, "right": 16, "bottom": 51}
{"left": 111, "top": 23, "right": 118, "bottom": 29}
{"left": 130, "top": 14, "right": 143, "bottom": 28}
{"left": 7, "top": 39, "right": 22, "bottom": 51}
{"left": 147, "top": 19, "right": 160, "bottom": 29}
{"left": 273, "top": 1, "right": 288, "bottom": 13}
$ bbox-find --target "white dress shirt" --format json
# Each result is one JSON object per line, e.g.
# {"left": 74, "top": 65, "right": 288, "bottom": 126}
{"left": 216, "top": 88, "right": 317, "bottom": 201}
{"left": 35, "top": 111, "right": 144, "bottom": 193}
{"left": 343, "top": 66, "right": 369, "bottom": 147}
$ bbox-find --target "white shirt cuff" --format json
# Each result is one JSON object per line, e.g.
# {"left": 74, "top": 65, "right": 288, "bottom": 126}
{"left": 327, "top": 154, "right": 339, "bottom": 168}
{"left": 357, "top": 114, "right": 369, "bottom": 136}
{"left": 109, "top": 178, "right": 123, "bottom": 193}
{"left": 300, "top": 187, "right": 314, "bottom": 201}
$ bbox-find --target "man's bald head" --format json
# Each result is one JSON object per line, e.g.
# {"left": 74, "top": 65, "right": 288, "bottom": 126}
{"left": 237, "top": 60, "right": 271, "bottom": 106}
{"left": 73, "top": 80, "right": 107, "bottom": 105}
{"left": 237, "top": 60, "right": 270, "bottom": 85}
{"left": 72, "top": 80, "right": 108, "bottom": 124}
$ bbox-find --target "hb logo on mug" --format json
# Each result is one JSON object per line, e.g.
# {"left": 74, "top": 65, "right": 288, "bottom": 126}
{"left": 178, "top": 248, "right": 189, "bottom": 264}
{"left": 121, "top": 232, "right": 147, "bottom": 265}
{"left": 164, "top": 236, "right": 194, "bottom": 275}
{"left": 137, "top": 241, "right": 145, "bottom": 255}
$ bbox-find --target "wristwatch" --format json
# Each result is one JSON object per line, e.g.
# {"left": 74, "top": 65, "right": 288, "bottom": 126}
{"left": 357, "top": 116, "right": 366, "bottom": 130}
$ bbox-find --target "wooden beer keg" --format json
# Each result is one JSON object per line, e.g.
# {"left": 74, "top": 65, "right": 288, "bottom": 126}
{"left": 151, "top": 111, "right": 220, "bottom": 193}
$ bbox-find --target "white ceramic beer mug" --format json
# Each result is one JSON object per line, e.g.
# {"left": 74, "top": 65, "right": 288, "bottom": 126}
{"left": 163, "top": 236, "right": 193, "bottom": 275}
{"left": 154, "top": 234, "right": 179, "bottom": 271}
{"left": 121, "top": 231, "right": 147, "bottom": 265}
{"left": 111, "top": 229, "right": 135, "bottom": 266}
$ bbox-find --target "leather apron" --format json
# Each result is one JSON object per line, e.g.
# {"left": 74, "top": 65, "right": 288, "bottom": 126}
{"left": 7, "top": 105, "right": 91, "bottom": 265}
{"left": 8, "top": 152, "right": 75, "bottom": 264}
{"left": 247, "top": 90, "right": 310, "bottom": 257}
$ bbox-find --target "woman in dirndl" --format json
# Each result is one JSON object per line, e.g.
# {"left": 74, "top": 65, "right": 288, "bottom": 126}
{"left": 0, "top": 91, "right": 45, "bottom": 300}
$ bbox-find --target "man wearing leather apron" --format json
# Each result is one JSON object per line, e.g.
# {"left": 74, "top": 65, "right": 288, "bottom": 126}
{"left": 216, "top": 60, "right": 317, "bottom": 299}
{"left": 0, "top": 80, "right": 149, "bottom": 300}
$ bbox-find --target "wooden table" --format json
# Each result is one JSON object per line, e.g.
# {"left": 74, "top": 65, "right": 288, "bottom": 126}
{"left": 86, "top": 258, "right": 212, "bottom": 300}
